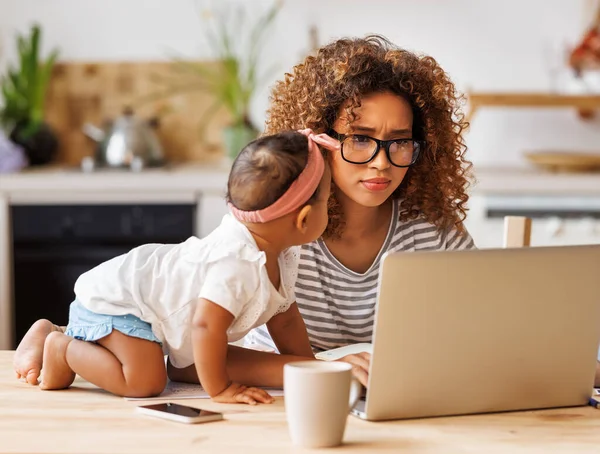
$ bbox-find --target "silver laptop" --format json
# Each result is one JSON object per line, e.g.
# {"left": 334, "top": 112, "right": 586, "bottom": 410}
{"left": 351, "top": 245, "right": 600, "bottom": 421}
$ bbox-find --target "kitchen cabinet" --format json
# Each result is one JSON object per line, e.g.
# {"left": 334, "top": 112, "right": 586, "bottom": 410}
{"left": 467, "top": 167, "right": 600, "bottom": 248}
{"left": 466, "top": 194, "right": 600, "bottom": 248}
{"left": 0, "top": 195, "right": 11, "bottom": 349}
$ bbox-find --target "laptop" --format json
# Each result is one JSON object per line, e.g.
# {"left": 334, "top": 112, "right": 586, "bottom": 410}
{"left": 318, "top": 246, "right": 600, "bottom": 421}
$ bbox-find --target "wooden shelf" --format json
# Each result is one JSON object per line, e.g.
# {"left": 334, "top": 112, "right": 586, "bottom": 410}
{"left": 466, "top": 92, "right": 600, "bottom": 122}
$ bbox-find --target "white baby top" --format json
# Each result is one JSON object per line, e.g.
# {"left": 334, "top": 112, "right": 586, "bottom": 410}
{"left": 74, "top": 214, "right": 299, "bottom": 368}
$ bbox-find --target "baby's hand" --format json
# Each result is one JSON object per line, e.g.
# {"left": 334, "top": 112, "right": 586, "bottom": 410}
{"left": 212, "top": 382, "right": 274, "bottom": 405}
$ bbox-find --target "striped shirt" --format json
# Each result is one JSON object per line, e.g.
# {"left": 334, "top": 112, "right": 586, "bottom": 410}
{"left": 245, "top": 199, "right": 476, "bottom": 352}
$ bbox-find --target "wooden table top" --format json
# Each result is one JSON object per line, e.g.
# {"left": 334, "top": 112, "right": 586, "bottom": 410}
{"left": 2, "top": 350, "right": 600, "bottom": 453}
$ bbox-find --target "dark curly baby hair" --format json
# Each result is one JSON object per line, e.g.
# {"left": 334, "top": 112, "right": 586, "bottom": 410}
{"left": 226, "top": 131, "right": 321, "bottom": 212}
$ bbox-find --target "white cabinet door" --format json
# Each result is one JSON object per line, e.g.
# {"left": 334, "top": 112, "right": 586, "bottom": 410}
{"left": 465, "top": 216, "right": 600, "bottom": 249}
{"left": 464, "top": 218, "right": 504, "bottom": 249}
{"left": 196, "top": 192, "right": 228, "bottom": 238}
{"left": 465, "top": 194, "right": 600, "bottom": 248}
{"left": 0, "top": 194, "right": 12, "bottom": 349}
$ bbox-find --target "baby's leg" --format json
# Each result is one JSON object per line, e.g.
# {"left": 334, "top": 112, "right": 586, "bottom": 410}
{"left": 14, "top": 320, "right": 64, "bottom": 385}
{"left": 41, "top": 329, "right": 166, "bottom": 398}
{"left": 39, "top": 331, "right": 76, "bottom": 390}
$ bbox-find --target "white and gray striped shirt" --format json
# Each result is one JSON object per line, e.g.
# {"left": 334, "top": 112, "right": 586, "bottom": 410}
{"left": 245, "top": 199, "right": 475, "bottom": 352}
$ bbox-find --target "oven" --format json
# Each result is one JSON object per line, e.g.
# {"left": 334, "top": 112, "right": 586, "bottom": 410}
{"left": 11, "top": 204, "right": 195, "bottom": 347}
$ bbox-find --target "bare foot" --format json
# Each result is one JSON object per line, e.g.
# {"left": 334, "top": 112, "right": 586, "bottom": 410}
{"left": 39, "top": 332, "right": 76, "bottom": 390}
{"left": 13, "top": 319, "right": 62, "bottom": 385}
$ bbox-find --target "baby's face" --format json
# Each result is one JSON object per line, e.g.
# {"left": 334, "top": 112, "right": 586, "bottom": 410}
{"left": 302, "top": 163, "right": 331, "bottom": 243}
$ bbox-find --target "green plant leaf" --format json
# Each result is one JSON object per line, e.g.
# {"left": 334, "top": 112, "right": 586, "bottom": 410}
{"left": 0, "top": 24, "right": 59, "bottom": 132}
{"left": 29, "top": 25, "right": 40, "bottom": 107}
{"left": 34, "top": 48, "right": 59, "bottom": 124}
{"left": 141, "top": 1, "right": 281, "bottom": 130}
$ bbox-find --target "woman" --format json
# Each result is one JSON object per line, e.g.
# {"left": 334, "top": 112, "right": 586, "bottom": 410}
{"left": 245, "top": 35, "right": 475, "bottom": 361}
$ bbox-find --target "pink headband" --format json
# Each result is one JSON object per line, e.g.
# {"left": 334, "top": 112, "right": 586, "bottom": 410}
{"left": 229, "top": 130, "right": 340, "bottom": 223}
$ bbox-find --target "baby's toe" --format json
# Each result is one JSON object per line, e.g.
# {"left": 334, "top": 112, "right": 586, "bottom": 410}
{"left": 25, "top": 368, "right": 40, "bottom": 385}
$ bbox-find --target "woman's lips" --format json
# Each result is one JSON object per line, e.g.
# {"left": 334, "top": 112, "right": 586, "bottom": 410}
{"left": 360, "top": 178, "right": 391, "bottom": 192}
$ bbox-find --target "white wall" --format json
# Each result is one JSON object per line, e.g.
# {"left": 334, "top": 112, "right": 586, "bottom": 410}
{"left": 2, "top": 0, "right": 600, "bottom": 167}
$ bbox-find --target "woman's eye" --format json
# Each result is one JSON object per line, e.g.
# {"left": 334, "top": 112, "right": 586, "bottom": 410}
{"left": 351, "top": 135, "right": 370, "bottom": 143}
{"left": 393, "top": 139, "right": 414, "bottom": 149}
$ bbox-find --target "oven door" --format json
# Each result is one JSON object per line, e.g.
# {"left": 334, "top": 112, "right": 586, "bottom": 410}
{"left": 13, "top": 243, "right": 132, "bottom": 345}
{"left": 10, "top": 203, "right": 195, "bottom": 347}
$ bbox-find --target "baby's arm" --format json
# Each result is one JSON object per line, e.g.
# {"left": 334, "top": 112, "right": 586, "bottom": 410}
{"left": 192, "top": 298, "right": 274, "bottom": 405}
{"left": 266, "top": 303, "right": 315, "bottom": 358}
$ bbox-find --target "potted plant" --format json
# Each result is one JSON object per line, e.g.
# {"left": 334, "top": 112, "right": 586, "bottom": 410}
{"left": 0, "top": 24, "right": 59, "bottom": 166}
{"left": 155, "top": 1, "right": 281, "bottom": 160}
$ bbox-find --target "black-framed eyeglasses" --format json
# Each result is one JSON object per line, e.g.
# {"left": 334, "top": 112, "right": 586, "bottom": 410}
{"left": 328, "top": 130, "right": 423, "bottom": 168}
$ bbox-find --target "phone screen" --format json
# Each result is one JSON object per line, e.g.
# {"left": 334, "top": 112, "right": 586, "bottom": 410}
{"left": 141, "top": 403, "right": 220, "bottom": 418}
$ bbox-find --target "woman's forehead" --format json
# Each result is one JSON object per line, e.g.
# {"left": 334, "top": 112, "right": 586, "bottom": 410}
{"left": 335, "top": 92, "right": 413, "bottom": 131}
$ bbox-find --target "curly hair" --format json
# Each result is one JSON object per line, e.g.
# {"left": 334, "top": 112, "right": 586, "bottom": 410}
{"left": 265, "top": 35, "right": 472, "bottom": 238}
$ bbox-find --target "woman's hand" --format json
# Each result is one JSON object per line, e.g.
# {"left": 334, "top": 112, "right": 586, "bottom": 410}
{"left": 337, "top": 352, "right": 371, "bottom": 387}
{"left": 212, "top": 382, "right": 274, "bottom": 405}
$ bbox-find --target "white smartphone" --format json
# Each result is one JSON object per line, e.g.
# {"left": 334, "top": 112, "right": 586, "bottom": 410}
{"left": 136, "top": 402, "right": 224, "bottom": 424}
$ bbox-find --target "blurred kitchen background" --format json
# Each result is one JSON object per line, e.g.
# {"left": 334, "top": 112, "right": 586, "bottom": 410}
{"left": 2, "top": 0, "right": 600, "bottom": 348}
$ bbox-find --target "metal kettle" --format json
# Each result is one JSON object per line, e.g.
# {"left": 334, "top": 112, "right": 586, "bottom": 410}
{"left": 83, "top": 107, "right": 164, "bottom": 171}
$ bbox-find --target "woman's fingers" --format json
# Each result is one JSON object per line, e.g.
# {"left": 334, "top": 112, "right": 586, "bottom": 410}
{"left": 311, "top": 133, "right": 341, "bottom": 152}
{"left": 351, "top": 365, "right": 369, "bottom": 387}
{"left": 297, "top": 128, "right": 314, "bottom": 137}
{"left": 297, "top": 128, "right": 341, "bottom": 153}
{"left": 356, "top": 351, "right": 371, "bottom": 361}
{"left": 338, "top": 353, "right": 371, "bottom": 387}
{"left": 342, "top": 353, "right": 370, "bottom": 371}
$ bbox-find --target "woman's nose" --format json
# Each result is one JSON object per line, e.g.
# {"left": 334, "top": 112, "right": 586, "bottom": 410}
{"left": 369, "top": 147, "right": 391, "bottom": 170}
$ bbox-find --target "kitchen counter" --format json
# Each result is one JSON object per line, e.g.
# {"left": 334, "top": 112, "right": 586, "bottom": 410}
{"left": 4, "top": 163, "right": 600, "bottom": 200}
{"left": 3, "top": 350, "right": 600, "bottom": 453}
{"left": 472, "top": 166, "right": 600, "bottom": 195}
{"left": 2, "top": 351, "right": 600, "bottom": 453}
{"left": 0, "top": 162, "right": 231, "bottom": 203}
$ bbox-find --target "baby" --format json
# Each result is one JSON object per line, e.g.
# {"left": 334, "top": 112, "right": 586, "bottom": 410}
{"left": 13, "top": 130, "right": 335, "bottom": 404}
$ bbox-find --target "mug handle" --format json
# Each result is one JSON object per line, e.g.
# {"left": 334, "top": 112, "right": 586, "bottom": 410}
{"left": 348, "top": 377, "right": 363, "bottom": 410}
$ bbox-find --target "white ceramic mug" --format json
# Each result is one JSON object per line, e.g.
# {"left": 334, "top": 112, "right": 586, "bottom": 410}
{"left": 284, "top": 360, "right": 362, "bottom": 448}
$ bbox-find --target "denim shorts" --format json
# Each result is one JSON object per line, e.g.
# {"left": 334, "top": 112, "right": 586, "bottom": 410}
{"left": 65, "top": 300, "right": 161, "bottom": 345}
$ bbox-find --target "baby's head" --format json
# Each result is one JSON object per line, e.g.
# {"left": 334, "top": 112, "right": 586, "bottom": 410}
{"left": 227, "top": 131, "right": 331, "bottom": 245}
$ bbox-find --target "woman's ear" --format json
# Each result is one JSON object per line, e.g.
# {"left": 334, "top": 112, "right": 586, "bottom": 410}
{"left": 295, "top": 205, "right": 312, "bottom": 233}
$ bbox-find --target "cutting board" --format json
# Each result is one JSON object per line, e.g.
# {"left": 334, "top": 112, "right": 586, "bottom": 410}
{"left": 44, "top": 61, "right": 233, "bottom": 166}
{"left": 524, "top": 151, "right": 600, "bottom": 173}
